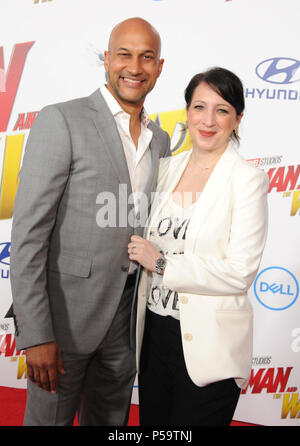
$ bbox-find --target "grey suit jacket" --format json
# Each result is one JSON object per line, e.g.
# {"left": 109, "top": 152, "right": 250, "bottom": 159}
{"left": 10, "top": 89, "right": 170, "bottom": 353}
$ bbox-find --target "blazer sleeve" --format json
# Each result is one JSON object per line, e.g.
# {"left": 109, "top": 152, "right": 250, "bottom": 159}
{"left": 10, "top": 105, "right": 72, "bottom": 350}
{"left": 162, "top": 167, "right": 269, "bottom": 296}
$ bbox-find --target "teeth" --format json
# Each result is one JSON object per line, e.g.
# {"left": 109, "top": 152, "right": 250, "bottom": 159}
{"left": 123, "top": 77, "right": 142, "bottom": 84}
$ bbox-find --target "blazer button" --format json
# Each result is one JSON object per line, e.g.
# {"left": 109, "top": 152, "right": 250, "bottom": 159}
{"left": 180, "top": 295, "right": 189, "bottom": 304}
{"left": 121, "top": 265, "right": 129, "bottom": 272}
{"left": 183, "top": 333, "right": 193, "bottom": 342}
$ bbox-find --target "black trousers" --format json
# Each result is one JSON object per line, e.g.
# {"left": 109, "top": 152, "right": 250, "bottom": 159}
{"left": 139, "top": 309, "right": 241, "bottom": 426}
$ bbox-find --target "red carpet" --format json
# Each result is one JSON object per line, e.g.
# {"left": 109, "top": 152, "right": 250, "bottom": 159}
{"left": 0, "top": 386, "right": 139, "bottom": 426}
{"left": 0, "top": 386, "right": 254, "bottom": 426}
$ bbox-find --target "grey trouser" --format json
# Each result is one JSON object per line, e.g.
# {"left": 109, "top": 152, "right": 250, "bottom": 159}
{"left": 23, "top": 275, "right": 136, "bottom": 426}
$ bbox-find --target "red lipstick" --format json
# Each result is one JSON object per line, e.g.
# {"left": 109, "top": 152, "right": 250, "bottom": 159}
{"left": 199, "top": 130, "right": 216, "bottom": 137}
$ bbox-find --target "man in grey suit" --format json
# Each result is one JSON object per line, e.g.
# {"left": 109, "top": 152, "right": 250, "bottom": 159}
{"left": 10, "top": 17, "right": 170, "bottom": 426}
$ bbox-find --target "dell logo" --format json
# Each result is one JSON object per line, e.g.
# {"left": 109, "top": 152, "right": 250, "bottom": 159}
{"left": 259, "top": 282, "right": 293, "bottom": 296}
{"left": 254, "top": 267, "right": 299, "bottom": 311}
{"left": 256, "top": 57, "right": 300, "bottom": 85}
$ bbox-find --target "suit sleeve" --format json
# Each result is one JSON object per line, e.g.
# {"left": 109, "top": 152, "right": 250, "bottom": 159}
{"left": 162, "top": 168, "right": 269, "bottom": 296}
{"left": 156, "top": 127, "right": 171, "bottom": 158}
{"left": 163, "top": 131, "right": 171, "bottom": 158}
{"left": 10, "top": 105, "right": 72, "bottom": 350}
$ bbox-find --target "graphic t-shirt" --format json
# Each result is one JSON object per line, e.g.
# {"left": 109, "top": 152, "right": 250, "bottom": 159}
{"left": 147, "top": 196, "right": 197, "bottom": 319}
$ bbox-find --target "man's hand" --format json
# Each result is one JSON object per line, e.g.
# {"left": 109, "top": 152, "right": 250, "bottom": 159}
{"left": 25, "top": 342, "right": 66, "bottom": 394}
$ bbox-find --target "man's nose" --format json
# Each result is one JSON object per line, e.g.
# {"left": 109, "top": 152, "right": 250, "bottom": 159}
{"left": 127, "top": 56, "right": 143, "bottom": 75}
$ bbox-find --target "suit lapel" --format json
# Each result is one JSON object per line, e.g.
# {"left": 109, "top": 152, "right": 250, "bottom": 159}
{"left": 145, "top": 123, "right": 163, "bottom": 199}
{"left": 88, "top": 89, "right": 132, "bottom": 191}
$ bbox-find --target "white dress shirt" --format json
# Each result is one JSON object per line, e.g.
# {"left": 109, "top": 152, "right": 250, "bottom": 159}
{"left": 100, "top": 84, "right": 153, "bottom": 273}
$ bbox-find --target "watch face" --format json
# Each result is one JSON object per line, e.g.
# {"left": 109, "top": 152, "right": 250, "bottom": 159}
{"left": 157, "top": 257, "right": 166, "bottom": 268}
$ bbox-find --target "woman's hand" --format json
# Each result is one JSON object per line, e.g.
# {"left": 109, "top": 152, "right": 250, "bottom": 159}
{"left": 128, "top": 235, "right": 162, "bottom": 272}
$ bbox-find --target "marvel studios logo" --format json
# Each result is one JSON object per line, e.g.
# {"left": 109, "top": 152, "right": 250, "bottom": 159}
{"left": 248, "top": 155, "right": 282, "bottom": 168}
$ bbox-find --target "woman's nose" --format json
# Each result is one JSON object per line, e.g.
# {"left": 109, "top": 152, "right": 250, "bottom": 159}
{"left": 201, "top": 109, "right": 216, "bottom": 127}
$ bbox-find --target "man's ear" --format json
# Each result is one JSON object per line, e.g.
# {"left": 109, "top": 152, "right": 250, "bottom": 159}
{"left": 104, "top": 50, "right": 109, "bottom": 72}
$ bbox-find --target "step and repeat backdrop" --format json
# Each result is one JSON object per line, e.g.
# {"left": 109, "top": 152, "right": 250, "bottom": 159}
{"left": 0, "top": 0, "right": 299, "bottom": 426}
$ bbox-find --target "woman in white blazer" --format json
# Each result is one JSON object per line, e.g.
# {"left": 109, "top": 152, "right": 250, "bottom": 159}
{"left": 128, "top": 67, "right": 269, "bottom": 426}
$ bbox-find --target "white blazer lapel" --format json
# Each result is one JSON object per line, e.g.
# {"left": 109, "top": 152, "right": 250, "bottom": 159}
{"left": 187, "top": 142, "right": 238, "bottom": 248}
{"left": 145, "top": 150, "right": 192, "bottom": 238}
{"left": 145, "top": 142, "right": 239, "bottom": 246}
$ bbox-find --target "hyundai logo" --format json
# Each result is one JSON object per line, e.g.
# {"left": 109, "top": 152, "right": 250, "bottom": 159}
{"left": 254, "top": 266, "right": 299, "bottom": 311}
{"left": 256, "top": 57, "right": 300, "bottom": 85}
{"left": 0, "top": 242, "right": 10, "bottom": 266}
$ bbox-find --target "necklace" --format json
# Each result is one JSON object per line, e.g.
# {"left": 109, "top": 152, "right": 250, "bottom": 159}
{"left": 190, "top": 152, "right": 222, "bottom": 171}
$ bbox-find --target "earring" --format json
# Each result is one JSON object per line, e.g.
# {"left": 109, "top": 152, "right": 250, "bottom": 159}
{"left": 234, "top": 127, "right": 238, "bottom": 138}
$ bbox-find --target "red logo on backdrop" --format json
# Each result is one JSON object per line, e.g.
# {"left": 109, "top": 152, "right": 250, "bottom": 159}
{"left": 0, "top": 333, "right": 26, "bottom": 379}
{"left": 242, "top": 367, "right": 294, "bottom": 394}
{"left": 0, "top": 42, "right": 35, "bottom": 132}
{"left": 268, "top": 164, "right": 300, "bottom": 216}
{"left": 0, "top": 42, "right": 36, "bottom": 221}
{"left": 241, "top": 366, "right": 300, "bottom": 419}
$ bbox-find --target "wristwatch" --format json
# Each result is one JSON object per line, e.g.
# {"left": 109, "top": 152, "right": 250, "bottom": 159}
{"left": 155, "top": 255, "right": 166, "bottom": 275}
